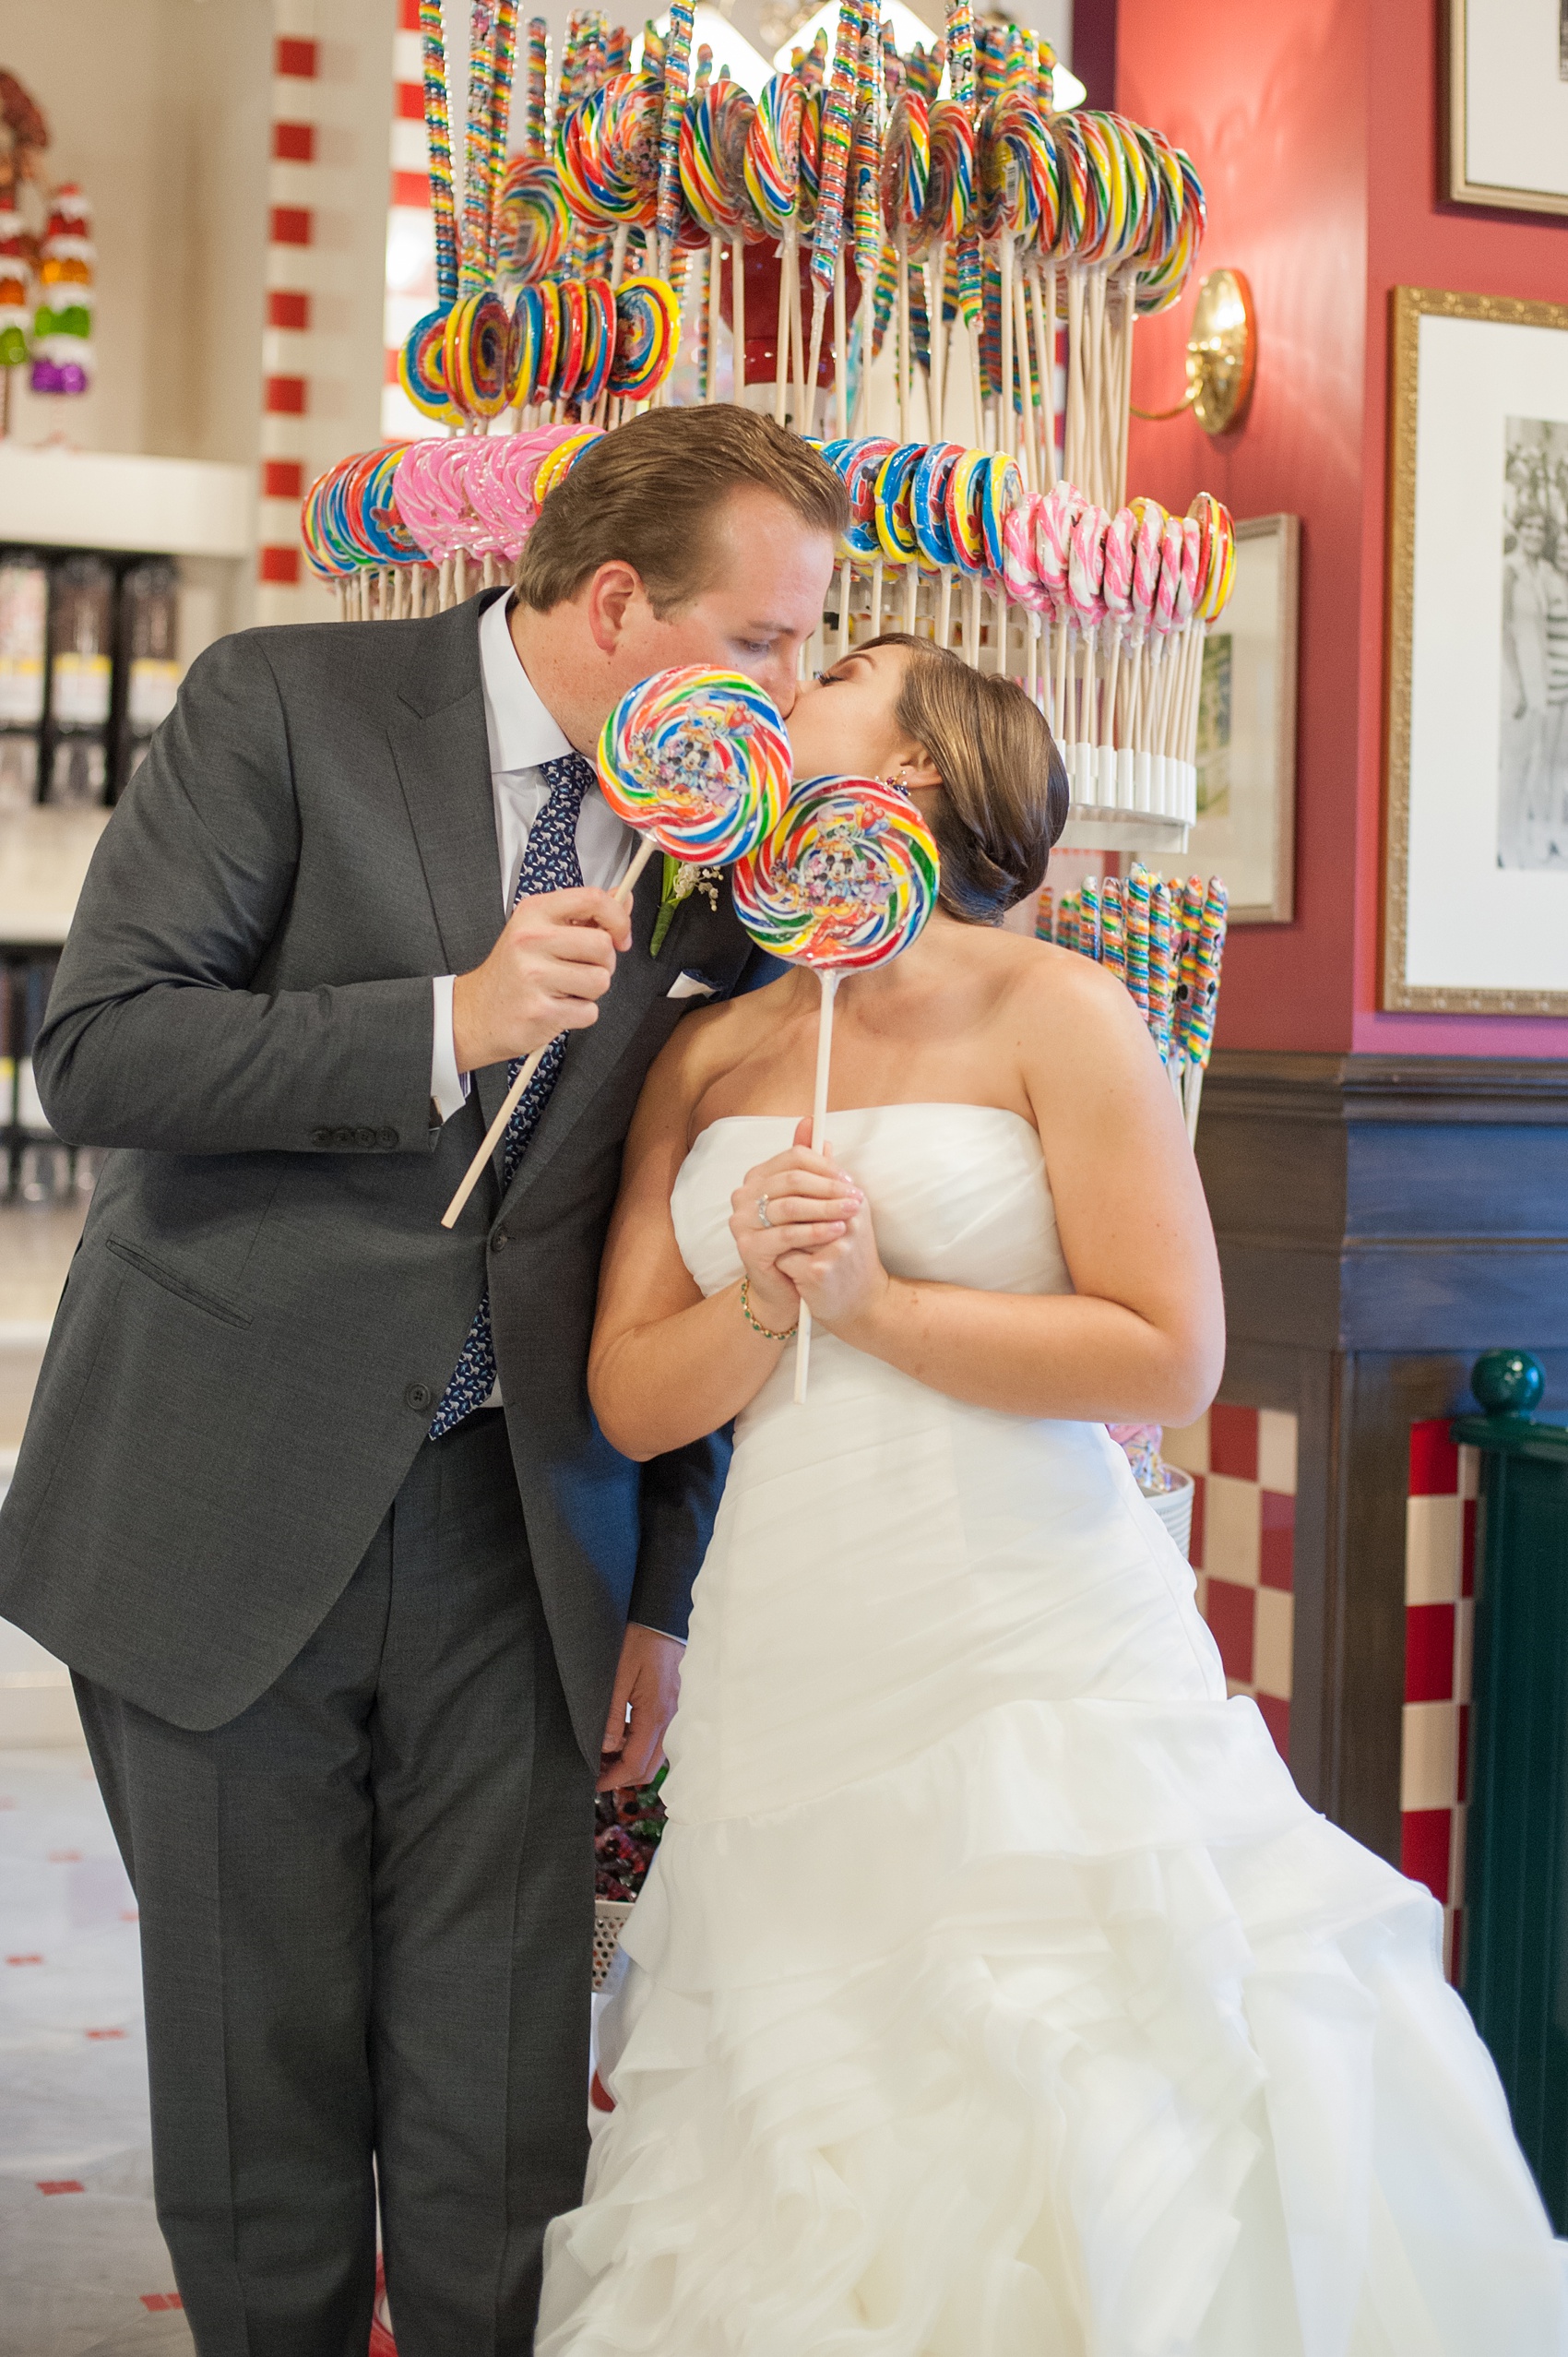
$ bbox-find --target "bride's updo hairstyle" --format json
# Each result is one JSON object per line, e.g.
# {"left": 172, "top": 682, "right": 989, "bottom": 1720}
{"left": 860, "top": 634, "right": 1070, "bottom": 924}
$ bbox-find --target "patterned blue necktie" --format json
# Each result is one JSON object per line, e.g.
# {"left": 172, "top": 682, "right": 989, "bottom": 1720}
{"left": 429, "top": 749, "right": 597, "bottom": 1437}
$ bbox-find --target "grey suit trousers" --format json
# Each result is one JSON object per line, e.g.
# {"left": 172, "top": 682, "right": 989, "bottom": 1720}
{"left": 74, "top": 1408, "right": 594, "bottom": 2357}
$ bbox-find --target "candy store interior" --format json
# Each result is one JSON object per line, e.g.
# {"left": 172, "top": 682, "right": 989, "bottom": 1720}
{"left": 2, "top": 0, "right": 1568, "bottom": 2343}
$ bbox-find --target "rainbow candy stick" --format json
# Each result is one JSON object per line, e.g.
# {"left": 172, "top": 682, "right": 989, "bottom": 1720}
{"left": 486, "top": 0, "right": 520, "bottom": 277}
{"left": 1078, "top": 874, "right": 1099, "bottom": 958}
{"left": 1147, "top": 876, "right": 1175, "bottom": 1060}
{"left": 810, "top": 0, "right": 865, "bottom": 293}
{"left": 1124, "top": 863, "right": 1151, "bottom": 1018}
{"left": 656, "top": 0, "right": 695, "bottom": 272}
{"left": 733, "top": 774, "right": 941, "bottom": 1403}
{"left": 1035, "top": 884, "right": 1053, "bottom": 942}
{"left": 1182, "top": 877, "right": 1228, "bottom": 1065}
{"left": 945, "top": 0, "right": 976, "bottom": 106}
{"left": 460, "top": 1, "right": 501, "bottom": 296}
{"left": 1099, "top": 875, "right": 1126, "bottom": 979}
{"left": 524, "top": 16, "right": 549, "bottom": 160}
{"left": 422, "top": 0, "right": 458, "bottom": 308}
{"left": 1173, "top": 872, "right": 1205, "bottom": 1043}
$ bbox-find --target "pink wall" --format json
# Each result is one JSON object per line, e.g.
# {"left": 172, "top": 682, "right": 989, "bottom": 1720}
{"left": 1118, "top": 0, "right": 1568, "bottom": 1057}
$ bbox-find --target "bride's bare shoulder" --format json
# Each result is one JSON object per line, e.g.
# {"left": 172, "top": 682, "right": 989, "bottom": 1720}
{"left": 994, "top": 926, "right": 1162, "bottom": 1066}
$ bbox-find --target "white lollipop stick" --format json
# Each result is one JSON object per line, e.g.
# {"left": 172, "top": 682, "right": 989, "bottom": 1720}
{"left": 793, "top": 969, "right": 839, "bottom": 1403}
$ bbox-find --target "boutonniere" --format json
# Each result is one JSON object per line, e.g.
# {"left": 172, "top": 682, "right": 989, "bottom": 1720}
{"left": 649, "top": 855, "right": 724, "bottom": 956}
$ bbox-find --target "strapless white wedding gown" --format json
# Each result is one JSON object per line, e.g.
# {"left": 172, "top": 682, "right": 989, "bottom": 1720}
{"left": 539, "top": 1105, "right": 1567, "bottom": 2357}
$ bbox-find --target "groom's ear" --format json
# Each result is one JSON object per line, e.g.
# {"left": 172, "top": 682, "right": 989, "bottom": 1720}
{"left": 582, "top": 561, "right": 647, "bottom": 659}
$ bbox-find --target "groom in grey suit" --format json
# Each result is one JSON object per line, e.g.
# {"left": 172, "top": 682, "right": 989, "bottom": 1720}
{"left": 0, "top": 406, "right": 845, "bottom": 2356}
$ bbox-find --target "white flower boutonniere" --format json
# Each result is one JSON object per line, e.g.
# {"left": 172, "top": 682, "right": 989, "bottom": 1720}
{"left": 650, "top": 855, "right": 724, "bottom": 955}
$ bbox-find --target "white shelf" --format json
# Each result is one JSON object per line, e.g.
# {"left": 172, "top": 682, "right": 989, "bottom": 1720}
{"left": 0, "top": 445, "right": 255, "bottom": 559}
{"left": 0, "top": 805, "right": 111, "bottom": 944}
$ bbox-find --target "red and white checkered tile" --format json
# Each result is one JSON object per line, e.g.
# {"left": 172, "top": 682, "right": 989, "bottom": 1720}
{"left": 1401, "top": 1420, "right": 1478, "bottom": 1984}
{"left": 1161, "top": 1405, "right": 1297, "bottom": 1761}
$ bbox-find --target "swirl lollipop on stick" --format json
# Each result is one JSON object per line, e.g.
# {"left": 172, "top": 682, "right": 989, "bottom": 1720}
{"left": 443, "top": 668, "right": 791, "bottom": 1229}
{"left": 731, "top": 776, "right": 940, "bottom": 1400}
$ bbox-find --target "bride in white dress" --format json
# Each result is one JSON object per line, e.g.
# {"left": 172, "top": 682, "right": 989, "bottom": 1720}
{"left": 538, "top": 637, "right": 1567, "bottom": 2355}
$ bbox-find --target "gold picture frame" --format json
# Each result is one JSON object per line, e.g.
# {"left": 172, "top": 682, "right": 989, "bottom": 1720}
{"left": 1132, "top": 515, "right": 1299, "bottom": 923}
{"left": 1384, "top": 284, "right": 1568, "bottom": 1013}
{"left": 1446, "top": 0, "right": 1568, "bottom": 217}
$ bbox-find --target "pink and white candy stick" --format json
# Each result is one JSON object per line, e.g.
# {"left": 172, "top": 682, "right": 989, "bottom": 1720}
{"left": 1100, "top": 503, "right": 1134, "bottom": 768}
{"left": 1035, "top": 479, "right": 1081, "bottom": 741}
{"left": 1066, "top": 501, "right": 1109, "bottom": 755}
{"left": 1124, "top": 496, "right": 1165, "bottom": 757}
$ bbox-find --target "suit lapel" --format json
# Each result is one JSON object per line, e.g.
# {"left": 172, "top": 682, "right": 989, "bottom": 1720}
{"left": 495, "top": 852, "right": 672, "bottom": 1219}
{"left": 385, "top": 603, "right": 511, "bottom": 1140}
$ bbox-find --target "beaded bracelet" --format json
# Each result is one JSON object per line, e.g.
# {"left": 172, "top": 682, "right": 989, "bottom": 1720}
{"left": 740, "top": 1276, "right": 798, "bottom": 1342}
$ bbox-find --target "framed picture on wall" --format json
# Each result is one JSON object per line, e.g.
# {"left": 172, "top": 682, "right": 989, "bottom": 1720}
{"left": 1447, "top": 0, "right": 1568, "bottom": 215}
{"left": 1384, "top": 284, "right": 1568, "bottom": 1012}
{"left": 1132, "top": 514, "right": 1299, "bottom": 923}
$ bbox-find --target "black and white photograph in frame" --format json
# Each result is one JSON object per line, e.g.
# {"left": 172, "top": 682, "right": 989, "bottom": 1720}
{"left": 1448, "top": 0, "right": 1568, "bottom": 215}
{"left": 1500, "top": 418, "right": 1568, "bottom": 869}
{"left": 1134, "top": 514, "right": 1298, "bottom": 923}
{"left": 1384, "top": 285, "right": 1568, "bottom": 1012}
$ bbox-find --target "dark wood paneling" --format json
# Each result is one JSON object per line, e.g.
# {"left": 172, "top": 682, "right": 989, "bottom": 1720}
{"left": 1197, "top": 1052, "right": 1568, "bottom": 1859}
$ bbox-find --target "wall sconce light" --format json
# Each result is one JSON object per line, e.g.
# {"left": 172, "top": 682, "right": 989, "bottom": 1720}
{"left": 1133, "top": 268, "right": 1257, "bottom": 435}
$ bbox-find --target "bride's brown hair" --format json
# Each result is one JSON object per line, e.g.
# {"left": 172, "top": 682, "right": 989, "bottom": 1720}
{"left": 860, "top": 634, "right": 1070, "bottom": 925}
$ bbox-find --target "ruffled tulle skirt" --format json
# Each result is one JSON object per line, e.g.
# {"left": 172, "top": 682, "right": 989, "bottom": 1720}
{"left": 538, "top": 1331, "right": 1567, "bottom": 2355}
{"left": 539, "top": 1693, "right": 1566, "bottom": 2356}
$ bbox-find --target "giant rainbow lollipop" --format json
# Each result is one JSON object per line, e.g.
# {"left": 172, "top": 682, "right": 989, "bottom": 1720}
{"left": 731, "top": 774, "right": 940, "bottom": 1398}
{"left": 442, "top": 665, "right": 792, "bottom": 1228}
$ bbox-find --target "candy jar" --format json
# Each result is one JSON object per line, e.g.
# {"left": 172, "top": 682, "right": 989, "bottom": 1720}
{"left": 47, "top": 554, "right": 114, "bottom": 807}
{"left": 0, "top": 553, "right": 47, "bottom": 725}
{"left": 121, "top": 556, "right": 180, "bottom": 746}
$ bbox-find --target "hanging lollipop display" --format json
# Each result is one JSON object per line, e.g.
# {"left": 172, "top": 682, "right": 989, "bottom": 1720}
{"left": 441, "top": 665, "right": 792, "bottom": 1228}
{"left": 731, "top": 776, "right": 940, "bottom": 1400}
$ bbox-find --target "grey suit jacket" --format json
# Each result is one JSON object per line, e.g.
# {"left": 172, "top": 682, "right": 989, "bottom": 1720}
{"left": 0, "top": 593, "right": 766, "bottom": 1756}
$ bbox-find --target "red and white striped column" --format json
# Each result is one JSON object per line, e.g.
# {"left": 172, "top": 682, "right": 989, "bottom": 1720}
{"left": 257, "top": 15, "right": 320, "bottom": 619}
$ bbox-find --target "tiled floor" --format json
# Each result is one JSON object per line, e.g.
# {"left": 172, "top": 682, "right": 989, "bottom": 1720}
{"left": 0, "top": 1200, "right": 189, "bottom": 2353}
{"left": 0, "top": 1749, "right": 193, "bottom": 2356}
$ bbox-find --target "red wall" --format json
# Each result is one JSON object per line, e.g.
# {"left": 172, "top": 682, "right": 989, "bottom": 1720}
{"left": 1118, "top": 0, "right": 1568, "bottom": 1057}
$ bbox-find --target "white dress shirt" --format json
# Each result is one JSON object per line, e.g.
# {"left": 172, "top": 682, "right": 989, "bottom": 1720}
{"left": 429, "top": 592, "right": 636, "bottom": 1120}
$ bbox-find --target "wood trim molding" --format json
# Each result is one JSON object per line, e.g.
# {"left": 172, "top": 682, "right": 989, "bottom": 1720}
{"left": 1205, "top": 1050, "right": 1568, "bottom": 1125}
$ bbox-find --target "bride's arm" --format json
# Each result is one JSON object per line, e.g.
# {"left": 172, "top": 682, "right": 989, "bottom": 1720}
{"left": 784, "top": 952, "right": 1224, "bottom": 1425}
{"left": 588, "top": 1020, "right": 863, "bottom": 1461}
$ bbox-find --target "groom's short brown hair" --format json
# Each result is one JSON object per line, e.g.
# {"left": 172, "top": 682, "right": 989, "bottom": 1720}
{"left": 514, "top": 404, "right": 849, "bottom": 617}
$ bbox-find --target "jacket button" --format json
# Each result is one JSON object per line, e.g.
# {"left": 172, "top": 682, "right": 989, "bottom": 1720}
{"left": 355, "top": 1126, "right": 377, "bottom": 1148}
{"left": 378, "top": 1126, "right": 398, "bottom": 1148}
{"left": 404, "top": 1382, "right": 433, "bottom": 1411}
{"left": 311, "top": 1126, "right": 332, "bottom": 1146}
{"left": 491, "top": 1228, "right": 509, "bottom": 1252}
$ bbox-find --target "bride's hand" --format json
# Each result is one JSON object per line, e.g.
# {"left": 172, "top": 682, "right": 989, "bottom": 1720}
{"left": 729, "top": 1118, "right": 864, "bottom": 1332}
{"left": 775, "top": 1146, "right": 890, "bottom": 1336}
